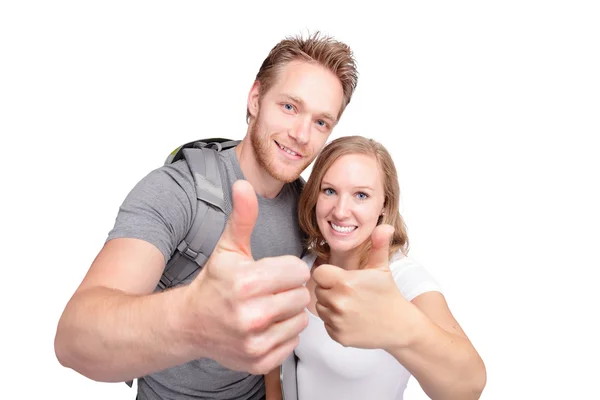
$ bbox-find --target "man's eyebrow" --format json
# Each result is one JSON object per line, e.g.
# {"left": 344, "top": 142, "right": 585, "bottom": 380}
{"left": 283, "top": 94, "right": 304, "bottom": 105}
{"left": 282, "top": 94, "right": 337, "bottom": 123}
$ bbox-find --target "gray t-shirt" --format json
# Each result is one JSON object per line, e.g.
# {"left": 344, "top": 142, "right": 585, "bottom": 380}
{"left": 106, "top": 147, "right": 305, "bottom": 400}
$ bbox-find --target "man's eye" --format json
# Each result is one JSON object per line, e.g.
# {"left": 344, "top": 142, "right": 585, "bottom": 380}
{"left": 316, "top": 120, "right": 326, "bottom": 127}
{"left": 284, "top": 103, "right": 294, "bottom": 111}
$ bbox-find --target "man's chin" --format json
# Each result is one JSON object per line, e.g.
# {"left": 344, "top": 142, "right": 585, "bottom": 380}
{"left": 273, "top": 171, "right": 302, "bottom": 183}
{"left": 267, "top": 165, "right": 303, "bottom": 183}
{"left": 270, "top": 156, "right": 309, "bottom": 180}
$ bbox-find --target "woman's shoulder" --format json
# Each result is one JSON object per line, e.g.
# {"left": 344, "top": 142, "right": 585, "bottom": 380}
{"left": 388, "top": 250, "right": 422, "bottom": 274}
{"left": 301, "top": 251, "right": 318, "bottom": 270}
{"left": 388, "top": 250, "right": 443, "bottom": 300}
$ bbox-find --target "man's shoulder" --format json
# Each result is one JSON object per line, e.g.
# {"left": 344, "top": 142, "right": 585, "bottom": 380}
{"left": 137, "top": 159, "right": 196, "bottom": 201}
{"left": 126, "top": 158, "right": 194, "bottom": 195}
{"left": 106, "top": 159, "right": 198, "bottom": 262}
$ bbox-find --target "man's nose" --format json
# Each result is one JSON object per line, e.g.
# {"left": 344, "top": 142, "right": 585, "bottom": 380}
{"left": 289, "top": 116, "right": 311, "bottom": 145}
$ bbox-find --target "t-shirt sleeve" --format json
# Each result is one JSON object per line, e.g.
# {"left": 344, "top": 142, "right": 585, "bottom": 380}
{"left": 105, "top": 160, "right": 197, "bottom": 264}
{"left": 390, "top": 254, "right": 442, "bottom": 301}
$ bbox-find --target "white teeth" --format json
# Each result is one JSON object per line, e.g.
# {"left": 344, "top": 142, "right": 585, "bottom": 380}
{"left": 331, "top": 222, "right": 356, "bottom": 233}
{"left": 277, "top": 142, "right": 298, "bottom": 156}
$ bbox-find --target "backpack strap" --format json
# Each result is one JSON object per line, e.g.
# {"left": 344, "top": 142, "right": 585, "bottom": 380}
{"left": 164, "top": 138, "right": 242, "bottom": 165}
{"left": 157, "top": 138, "right": 240, "bottom": 290}
{"left": 127, "top": 139, "right": 239, "bottom": 388}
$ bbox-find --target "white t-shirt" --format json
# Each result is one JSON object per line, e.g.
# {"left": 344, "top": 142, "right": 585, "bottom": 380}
{"left": 293, "top": 251, "right": 442, "bottom": 400}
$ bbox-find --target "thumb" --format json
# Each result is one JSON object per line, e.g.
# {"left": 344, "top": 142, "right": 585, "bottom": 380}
{"left": 219, "top": 179, "right": 258, "bottom": 258}
{"left": 365, "top": 224, "right": 394, "bottom": 269}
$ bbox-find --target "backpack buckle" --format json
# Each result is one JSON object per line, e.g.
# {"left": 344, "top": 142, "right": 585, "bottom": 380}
{"left": 206, "top": 142, "right": 223, "bottom": 152}
{"left": 177, "top": 240, "right": 199, "bottom": 260}
{"left": 158, "top": 275, "right": 171, "bottom": 290}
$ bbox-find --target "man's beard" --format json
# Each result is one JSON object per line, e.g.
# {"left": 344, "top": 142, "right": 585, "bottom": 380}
{"left": 250, "top": 116, "right": 311, "bottom": 183}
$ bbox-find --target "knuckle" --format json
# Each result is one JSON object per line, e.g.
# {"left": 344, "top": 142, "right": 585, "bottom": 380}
{"left": 314, "top": 286, "right": 322, "bottom": 300}
{"left": 342, "top": 279, "right": 356, "bottom": 293}
{"left": 235, "top": 302, "right": 272, "bottom": 333}
{"left": 290, "top": 255, "right": 308, "bottom": 267}
{"left": 235, "top": 309, "right": 258, "bottom": 333}
{"left": 299, "top": 312, "right": 309, "bottom": 330}
{"left": 242, "top": 336, "right": 267, "bottom": 360}
{"left": 251, "top": 359, "right": 272, "bottom": 375}
{"left": 233, "top": 305, "right": 252, "bottom": 331}
{"left": 281, "top": 256, "right": 309, "bottom": 279}
{"left": 328, "top": 327, "right": 349, "bottom": 347}
{"left": 331, "top": 296, "right": 347, "bottom": 313}
{"left": 299, "top": 287, "right": 311, "bottom": 305}
{"left": 247, "top": 365, "right": 261, "bottom": 375}
{"left": 232, "top": 272, "right": 256, "bottom": 298}
{"left": 326, "top": 326, "right": 340, "bottom": 344}
{"left": 289, "top": 335, "right": 300, "bottom": 349}
{"left": 312, "top": 267, "right": 321, "bottom": 282}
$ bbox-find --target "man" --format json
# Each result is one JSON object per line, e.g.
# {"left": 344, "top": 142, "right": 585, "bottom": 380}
{"left": 54, "top": 31, "right": 358, "bottom": 400}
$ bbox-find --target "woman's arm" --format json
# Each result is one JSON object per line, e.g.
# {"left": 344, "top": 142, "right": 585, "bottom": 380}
{"left": 384, "top": 291, "right": 486, "bottom": 400}
{"left": 312, "top": 226, "right": 486, "bottom": 399}
{"left": 264, "top": 366, "right": 283, "bottom": 400}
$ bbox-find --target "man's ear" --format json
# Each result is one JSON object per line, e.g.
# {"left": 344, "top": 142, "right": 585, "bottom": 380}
{"left": 247, "top": 81, "right": 261, "bottom": 119}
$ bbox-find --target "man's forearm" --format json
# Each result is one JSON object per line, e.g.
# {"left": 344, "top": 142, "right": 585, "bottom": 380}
{"left": 54, "top": 286, "right": 198, "bottom": 382}
{"left": 387, "top": 308, "right": 486, "bottom": 400}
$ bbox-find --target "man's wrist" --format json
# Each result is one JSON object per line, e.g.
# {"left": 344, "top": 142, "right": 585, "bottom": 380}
{"left": 166, "top": 286, "right": 206, "bottom": 360}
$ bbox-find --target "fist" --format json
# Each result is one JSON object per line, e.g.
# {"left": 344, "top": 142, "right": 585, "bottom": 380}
{"left": 313, "top": 224, "right": 406, "bottom": 349}
{"left": 184, "top": 180, "right": 310, "bottom": 374}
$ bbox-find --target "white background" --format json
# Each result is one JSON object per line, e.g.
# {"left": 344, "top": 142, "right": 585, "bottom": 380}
{"left": 1, "top": 1, "right": 599, "bottom": 399}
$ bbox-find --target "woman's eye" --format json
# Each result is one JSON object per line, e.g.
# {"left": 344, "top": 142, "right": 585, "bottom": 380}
{"left": 356, "top": 192, "right": 368, "bottom": 200}
{"left": 284, "top": 103, "right": 294, "bottom": 111}
{"left": 323, "top": 188, "right": 335, "bottom": 196}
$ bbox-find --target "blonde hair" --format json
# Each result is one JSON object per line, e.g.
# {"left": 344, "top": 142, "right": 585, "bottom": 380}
{"left": 246, "top": 31, "right": 358, "bottom": 122}
{"left": 298, "top": 136, "right": 409, "bottom": 267}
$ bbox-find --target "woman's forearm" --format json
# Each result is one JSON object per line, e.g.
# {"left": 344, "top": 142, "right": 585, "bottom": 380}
{"left": 264, "top": 366, "right": 283, "bottom": 400}
{"left": 387, "top": 307, "right": 486, "bottom": 400}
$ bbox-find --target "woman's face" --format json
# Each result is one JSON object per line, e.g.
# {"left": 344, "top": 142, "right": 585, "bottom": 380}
{"left": 315, "top": 153, "right": 385, "bottom": 255}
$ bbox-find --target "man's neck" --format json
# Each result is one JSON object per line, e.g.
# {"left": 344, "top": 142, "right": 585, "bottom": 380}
{"left": 235, "top": 139, "right": 285, "bottom": 199}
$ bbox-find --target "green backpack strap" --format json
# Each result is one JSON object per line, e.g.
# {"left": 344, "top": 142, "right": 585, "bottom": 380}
{"left": 157, "top": 138, "right": 241, "bottom": 290}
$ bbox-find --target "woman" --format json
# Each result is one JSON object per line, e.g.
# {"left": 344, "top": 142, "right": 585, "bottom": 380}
{"left": 266, "top": 136, "right": 486, "bottom": 400}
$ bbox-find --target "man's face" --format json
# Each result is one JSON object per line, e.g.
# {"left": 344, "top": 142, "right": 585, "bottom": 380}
{"left": 249, "top": 60, "right": 344, "bottom": 183}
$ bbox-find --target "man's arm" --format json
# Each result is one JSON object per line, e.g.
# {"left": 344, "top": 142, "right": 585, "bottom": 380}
{"left": 54, "top": 180, "right": 311, "bottom": 382}
{"left": 54, "top": 237, "right": 198, "bottom": 382}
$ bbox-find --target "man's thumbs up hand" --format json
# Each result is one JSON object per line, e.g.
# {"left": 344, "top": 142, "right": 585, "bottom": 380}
{"left": 183, "top": 180, "right": 310, "bottom": 375}
{"left": 218, "top": 180, "right": 258, "bottom": 258}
